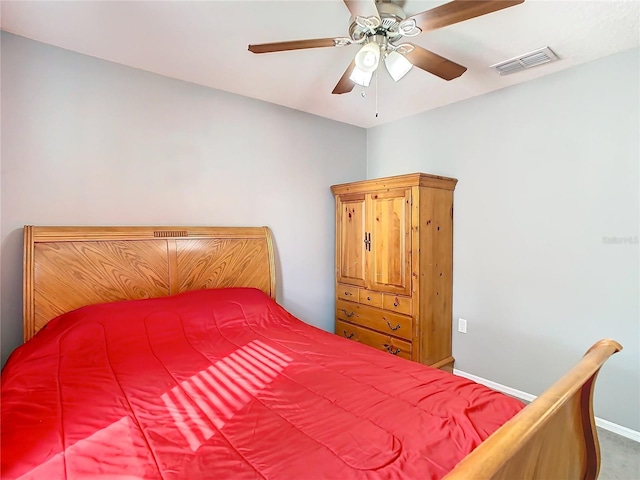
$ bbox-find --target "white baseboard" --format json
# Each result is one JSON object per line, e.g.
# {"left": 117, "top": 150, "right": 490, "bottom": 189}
{"left": 454, "top": 369, "right": 640, "bottom": 443}
{"left": 595, "top": 417, "right": 640, "bottom": 442}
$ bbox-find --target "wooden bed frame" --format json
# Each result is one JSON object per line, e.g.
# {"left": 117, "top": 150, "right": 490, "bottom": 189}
{"left": 23, "top": 225, "right": 276, "bottom": 341}
{"left": 23, "top": 225, "right": 621, "bottom": 480}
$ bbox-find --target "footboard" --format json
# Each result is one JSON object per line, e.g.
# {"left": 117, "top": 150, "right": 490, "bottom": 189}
{"left": 444, "top": 339, "right": 622, "bottom": 480}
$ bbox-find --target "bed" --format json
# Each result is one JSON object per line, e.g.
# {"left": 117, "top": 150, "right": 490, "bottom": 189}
{"left": 2, "top": 225, "right": 622, "bottom": 479}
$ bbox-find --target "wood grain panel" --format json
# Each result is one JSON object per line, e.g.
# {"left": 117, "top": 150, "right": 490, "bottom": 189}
{"left": 367, "top": 188, "right": 412, "bottom": 295}
{"left": 33, "top": 240, "right": 169, "bottom": 336}
{"left": 336, "top": 194, "right": 366, "bottom": 287}
{"left": 175, "top": 238, "right": 271, "bottom": 296}
{"left": 419, "top": 187, "right": 454, "bottom": 366}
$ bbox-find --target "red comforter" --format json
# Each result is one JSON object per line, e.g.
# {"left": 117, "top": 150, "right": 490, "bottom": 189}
{"left": 2, "top": 288, "right": 523, "bottom": 479}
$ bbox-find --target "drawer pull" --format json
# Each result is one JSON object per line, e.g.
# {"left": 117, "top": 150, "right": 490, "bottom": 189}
{"left": 340, "top": 309, "right": 355, "bottom": 318}
{"left": 393, "top": 300, "right": 399, "bottom": 307}
{"left": 383, "top": 343, "right": 401, "bottom": 355}
{"left": 367, "top": 296, "right": 371, "bottom": 301}
{"left": 344, "top": 291, "right": 352, "bottom": 296}
{"left": 343, "top": 330, "right": 355, "bottom": 339}
{"left": 386, "top": 320, "right": 401, "bottom": 331}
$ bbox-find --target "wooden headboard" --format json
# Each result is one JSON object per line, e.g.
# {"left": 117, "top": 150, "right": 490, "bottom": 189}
{"left": 23, "top": 226, "right": 276, "bottom": 342}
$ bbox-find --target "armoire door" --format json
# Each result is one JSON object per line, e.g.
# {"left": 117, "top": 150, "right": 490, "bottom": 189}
{"left": 336, "top": 194, "right": 366, "bottom": 287}
{"left": 366, "top": 189, "right": 412, "bottom": 295}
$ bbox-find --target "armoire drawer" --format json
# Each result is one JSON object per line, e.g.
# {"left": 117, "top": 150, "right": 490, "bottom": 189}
{"left": 336, "top": 285, "right": 359, "bottom": 302}
{"left": 336, "top": 320, "right": 412, "bottom": 360}
{"left": 382, "top": 294, "right": 411, "bottom": 315}
{"left": 358, "top": 290, "right": 383, "bottom": 308}
{"left": 336, "top": 299, "right": 413, "bottom": 341}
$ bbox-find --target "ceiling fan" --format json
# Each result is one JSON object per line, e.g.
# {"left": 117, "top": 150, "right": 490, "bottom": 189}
{"left": 248, "top": 0, "right": 524, "bottom": 94}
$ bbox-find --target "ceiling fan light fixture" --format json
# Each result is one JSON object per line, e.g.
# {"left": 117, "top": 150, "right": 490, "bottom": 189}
{"left": 349, "top": 66, "right": 374, "bottom": 87}
{"left": 354, "top": 41, "right": 381, "bottom": 73}
{"left": 385, "top": 50, "right": 413, "bottom": 81}
{"left": 248, "top": 0, "right": 526, "bottom": 95}
{"left": 398, "top": 19, "right": 421, "bottom": 37}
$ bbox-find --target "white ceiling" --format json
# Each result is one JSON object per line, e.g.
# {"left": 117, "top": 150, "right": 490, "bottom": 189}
{"left": 2, "top": 0, "right": 638, "bottom": 128}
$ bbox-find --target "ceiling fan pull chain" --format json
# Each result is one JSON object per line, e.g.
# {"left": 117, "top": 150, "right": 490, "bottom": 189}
{"left": 375, "top": 69, "right": 379, "bottom": 118}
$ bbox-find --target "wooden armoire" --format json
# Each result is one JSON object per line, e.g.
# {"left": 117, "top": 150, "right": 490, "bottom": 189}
{"left": 331, "top": 173, "right": 457, "bottom": 371}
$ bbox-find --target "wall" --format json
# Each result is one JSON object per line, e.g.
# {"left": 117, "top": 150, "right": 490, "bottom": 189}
{"left": 367, "top": 48, "right": 640, "bottom": 431}
{"left": 0, "top": 33, "right": 367, "bottom": 365}
{"left": 2, "top": 30, "right": 638, "bottom": 433}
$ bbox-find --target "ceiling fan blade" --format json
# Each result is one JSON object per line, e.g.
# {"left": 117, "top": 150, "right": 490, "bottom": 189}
{"left": 402, "top": 44, "right": 467, "bottom": 81}
{"left": 343, "top": 0, "right": 380, "bottom": 20}
{"left": 332, "top": 59, "right": 357, "bottom": 95}
{"left": 404, "top": 0, "right": 524, "bottom": 34}
{"left": 249, "top": 38, "right": 339, "bottom": 54}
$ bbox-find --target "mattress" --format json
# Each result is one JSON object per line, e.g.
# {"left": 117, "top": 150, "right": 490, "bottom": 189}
{"left": 1, "top": 288, "right": 524, "bottom": 479}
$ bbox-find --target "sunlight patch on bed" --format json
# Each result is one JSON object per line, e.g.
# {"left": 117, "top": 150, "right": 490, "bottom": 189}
{"left": 161, "top": 340, "right": 292, "bottom": 451}
{"left": 19, "top": 416, "right": 147, "bottom": 478}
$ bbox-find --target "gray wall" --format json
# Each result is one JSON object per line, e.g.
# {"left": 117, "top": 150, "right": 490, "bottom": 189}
{"left": 367, "top": 48, "right": 639, "bottom": 431}
{"left": 0, "top": 33, "right": 367, "bottom": 365}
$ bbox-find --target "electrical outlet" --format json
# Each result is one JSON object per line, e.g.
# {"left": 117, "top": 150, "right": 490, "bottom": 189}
{"left": 458, "top": 318, "right": 467, "bottom": 334}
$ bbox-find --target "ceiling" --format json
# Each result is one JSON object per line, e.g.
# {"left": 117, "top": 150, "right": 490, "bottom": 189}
{"left": 1, "top": 0, "right": 638, "bottom": 128}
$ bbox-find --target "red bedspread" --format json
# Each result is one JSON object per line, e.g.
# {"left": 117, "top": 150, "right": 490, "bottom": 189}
{"left": 2, "top": 288, "right": 523, "bottom": 479}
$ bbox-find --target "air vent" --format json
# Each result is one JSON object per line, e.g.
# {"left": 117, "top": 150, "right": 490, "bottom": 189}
{"left": 490, "top": 47, "right": 559, "bottom": 76}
